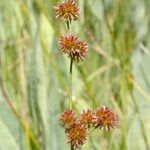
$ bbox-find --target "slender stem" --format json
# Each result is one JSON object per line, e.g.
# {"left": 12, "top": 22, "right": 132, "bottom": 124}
{"left": 67, "top": 21, "right": 70, "bottom": 30}
{"left": 70, "top": 57, "right": 74, "bottom": 74}
{"left": 0, "top": 75, "right": 41, "bottom": 150}
{"left": 88, "top": 127, "right": 96, "bottom": 134}
{"left": 71, "top": 146, "right": 74, "bottom": 150}
{"left": 127, "top": 75, "right": 150, "bottom": 150}
{"left": 18, "top": 33, "right": 30, "bottom": 150}
{"left": 0, "top": 76, "right": 20, "bottom": 119}
{"left": 69, "top": 57, "right": 74, "bottom": 109}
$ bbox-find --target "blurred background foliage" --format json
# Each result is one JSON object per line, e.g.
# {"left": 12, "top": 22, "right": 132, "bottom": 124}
{"left": 0, "top": 0, "right": 150, "bottom": 150}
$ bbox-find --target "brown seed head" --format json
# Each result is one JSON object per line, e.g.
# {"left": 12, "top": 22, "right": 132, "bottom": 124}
{"left": 54, "top": 0, "right": 79, "bottom": 22}
{"left": 67, "top": 121, "right": 87, "bottom": 148}
{"left": 59, "top": 109, "right": 77, "bottom": 128}
{"left": 59, "top": 33, "right": 88, "bottom": 61}
{"left": 79, "top": 110, "right": 94, "bottom": 127}
{"left": 93, "top": 105, "right": 118, "bottom": 131}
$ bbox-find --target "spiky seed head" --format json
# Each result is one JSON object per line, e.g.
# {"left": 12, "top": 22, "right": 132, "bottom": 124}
{"left": 93, "top": 105, "right": 118, "bottom": 131}
{"left": 54, "top": 0, "right": 79, "bottom": 22}
{"left": 66, "top": 121, "right": 87, "bottom": 148}
{"left": 79, "top": 110, "right": 94, "bottom": 127}
{"left": 59, "top": 109, "right": 77, "bottom": 128}
{"left": 59, "top": 33, "right": 88, "bottom": 61}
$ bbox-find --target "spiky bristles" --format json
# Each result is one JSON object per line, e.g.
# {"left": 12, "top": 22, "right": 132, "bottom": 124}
{"left": 59, "top": 106, "right": 118, "bottom": 148}
{"left": 79, "top": 110, "right": 94, "bottom": 127}
{"left": 59, "top": 33, "right": 88, "bottom": 61}
{"left": 59, "top": 109, "right": 87, "bottom": 148}
{"left": 59, "top": 109, "right": 77, "bottom": 128}
{"left": 67, "top": 121, "right": 87, "bottom": 148}
{"left": 92, "top": 105, "right": 118, "bottom": 131}
{"left": 54, "top": 0, "right": 79, "bottom": 22}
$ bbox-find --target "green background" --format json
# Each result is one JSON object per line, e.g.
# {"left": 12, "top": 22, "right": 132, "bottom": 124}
{"left": 0, "top": 0, "right": 150, "bottom": 149}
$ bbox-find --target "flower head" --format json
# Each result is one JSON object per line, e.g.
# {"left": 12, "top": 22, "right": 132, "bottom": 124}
{"left": 93, "top": 105, "right": 118, "bottom": 131}
{"left": 54, "top": 0, "right": 79, "bottom": 22}
{"left": 67, "top": 121, "right": 87, "bottom": 148}
{"left": 59, "top": 109, "right": 77, "bottom": 128}
{"left": 59, "top": 33, "right": 88, "bottom": 61}
{"left": 79, "top": 110, "right": 94, "bottom": 127}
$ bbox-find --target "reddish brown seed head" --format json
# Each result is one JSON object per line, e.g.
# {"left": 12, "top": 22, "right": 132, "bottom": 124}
{"left": 54, "top": 0, "right": 79, "bottom": 22}
{"left": 59, "top": 33, "right": 88, "bottom": 61}
{"left": 93, "top": 105, "right": 118, "bottom": 131}
{"left": 59, "top": 109, "right": 77, "bottom": 128}
{"left": 67, "top": 121, "right": 87, "bottom": 148}
{"left": 79, "top": 110, "right": 94, "bottom": 127}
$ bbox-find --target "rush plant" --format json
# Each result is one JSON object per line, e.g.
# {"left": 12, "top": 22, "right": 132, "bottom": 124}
{"left": 54, "top": 0, "right": 118, "bottom": 149}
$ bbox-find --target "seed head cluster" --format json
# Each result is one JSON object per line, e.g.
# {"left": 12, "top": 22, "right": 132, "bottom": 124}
{"left": 59, "top": 33, "right": 88, "bottom": 61}
{"left": 54, "top": 0, "right": 79, "bottom": 22}
{"left": 59, "top": 106, "right": 118, "bottom": 148}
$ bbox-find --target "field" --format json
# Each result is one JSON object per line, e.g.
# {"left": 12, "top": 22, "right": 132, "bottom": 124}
{"left": 0, "top": 0, "right": 150, "bottom": 150}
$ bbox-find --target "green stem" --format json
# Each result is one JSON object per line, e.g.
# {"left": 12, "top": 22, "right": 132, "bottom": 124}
{"left": 69, "top": 57, "right": 74, "bottom": 109}
{"left": 71, "top": 146, "right": 74, "bottom": 150}
{"left": 88, "top": 127, "right": 96, "bottom": 134}
{"left": 67, "top": 21, "right": 70, "bottom": 30}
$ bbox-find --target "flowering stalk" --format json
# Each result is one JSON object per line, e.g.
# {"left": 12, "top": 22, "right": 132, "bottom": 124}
{"left": 69, "top": 57, "right": 73, "bottom": 149}
{"left": 69, "top": 57, "right": 74, "bottom": 109}
{"left": 54, "top": 1, "right": 118, "bottom": 149}
{"left": 59, "top": 106, "right": 118, "bottom": 149}
{"left": 58, "top": 33, "right": 88, "bottom": 111}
